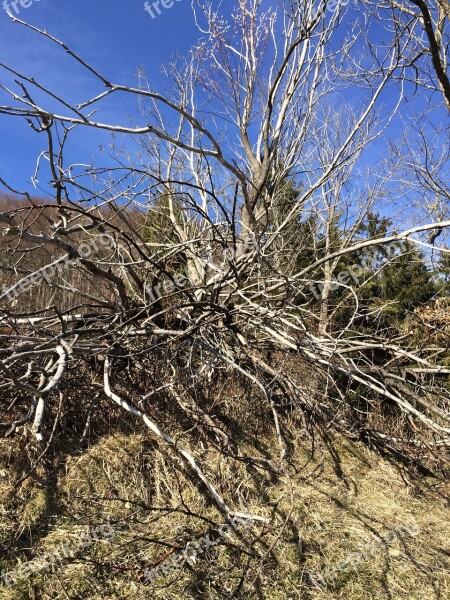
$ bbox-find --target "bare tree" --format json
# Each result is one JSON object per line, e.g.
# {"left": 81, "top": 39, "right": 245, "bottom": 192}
{"left": 375, "top": 0, "right": 449, "bottom": 111}
{"left": 0, "top": 1, "right": 449, "bottom": 533}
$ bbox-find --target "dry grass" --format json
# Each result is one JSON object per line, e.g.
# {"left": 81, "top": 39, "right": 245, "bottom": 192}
{"left": 0, "top": 429, "right": 449, "bottom": 599}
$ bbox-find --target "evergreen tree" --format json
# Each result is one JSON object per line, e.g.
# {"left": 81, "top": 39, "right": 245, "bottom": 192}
{"left": 379, "top": 243, "right": 437, "bottom": 316}
{"left": 436, "top": 249, "right": 450, "bottom": 295}
{"left": 329, "top": 214, "right": 437, "bottom": 331}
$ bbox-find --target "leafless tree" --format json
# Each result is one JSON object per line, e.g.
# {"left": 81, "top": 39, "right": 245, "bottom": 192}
{"left": 0, "top": 0, "right": 449, "bottom": 530}
{"left": 374, "top": 0, "right": 449, "bottom": 111}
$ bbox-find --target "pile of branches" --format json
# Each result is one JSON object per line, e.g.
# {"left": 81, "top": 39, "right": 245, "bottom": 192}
{"left": 1, "top": 0, "right": 450, "bottom": 523}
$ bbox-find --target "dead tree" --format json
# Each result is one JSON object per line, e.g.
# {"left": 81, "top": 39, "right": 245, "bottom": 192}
{"left": 0, "top": 1, "right": 449, "bottom": 525}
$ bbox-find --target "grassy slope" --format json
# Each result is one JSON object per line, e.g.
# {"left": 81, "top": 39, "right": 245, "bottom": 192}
{"left": 0, "top": 431, "right": 449, "bottom": 600}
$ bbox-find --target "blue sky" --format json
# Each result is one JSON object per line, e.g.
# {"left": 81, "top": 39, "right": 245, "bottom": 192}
{"left": 0, "top": 0, "right": 199, "bottom": 193}
{"left": 0, "top": 0, "right": 447, "bottom": 215}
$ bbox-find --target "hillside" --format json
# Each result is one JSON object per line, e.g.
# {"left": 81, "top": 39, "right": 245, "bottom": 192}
{"left": 1, "top": 428, "right": 449, "bottom": 599}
